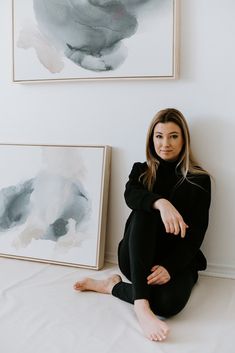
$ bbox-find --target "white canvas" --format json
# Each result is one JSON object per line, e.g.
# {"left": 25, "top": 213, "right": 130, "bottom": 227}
{"left": 12, "top": 0, "right": 178, "bottom": 82}
{"left": 0, "top": 144, "right": 111, "bottom": 269}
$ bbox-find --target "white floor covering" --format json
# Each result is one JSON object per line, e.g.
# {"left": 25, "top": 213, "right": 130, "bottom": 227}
{"left": 0, "top": 258, "right": 234, "bottom": 353}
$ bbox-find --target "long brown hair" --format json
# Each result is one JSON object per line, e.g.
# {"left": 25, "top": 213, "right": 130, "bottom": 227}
{"left": 141, "top": 108, "right": 209, "bottom": 191}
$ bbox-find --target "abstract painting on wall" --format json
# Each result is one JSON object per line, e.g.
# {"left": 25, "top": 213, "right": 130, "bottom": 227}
{"left": 12, "top": 0, "right": 179, "bottom": 82}
{"left": 0, "top": 144, "right": 111, "bottom": 269}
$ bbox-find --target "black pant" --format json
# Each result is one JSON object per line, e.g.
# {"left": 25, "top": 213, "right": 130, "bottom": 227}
{"left": 112, "top": 210, "right": 197, "bottom": 318}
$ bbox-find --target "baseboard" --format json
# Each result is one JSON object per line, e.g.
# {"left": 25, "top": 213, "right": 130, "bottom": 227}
{"left": 105, "top": 252, "right": 235, "bottom": 279}
{"left": 105, "top": 251, "right": 118, "bottom": 265}
{"left": 202, "top": 263, "right": 235, "bottom": 279}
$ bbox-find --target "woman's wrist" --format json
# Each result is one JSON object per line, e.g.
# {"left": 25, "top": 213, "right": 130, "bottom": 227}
{"left": 153, "top": 198, "right": 166, "bottom": 210}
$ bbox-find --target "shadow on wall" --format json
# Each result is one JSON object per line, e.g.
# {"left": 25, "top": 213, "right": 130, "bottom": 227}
{"left": 190, "top": 116, "right": 235, "bottom": 264}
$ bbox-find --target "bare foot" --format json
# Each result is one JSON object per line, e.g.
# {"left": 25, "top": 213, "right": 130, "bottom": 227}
{"left": 73, "top": 274, "right": 122, "bottom": 294}
{"left": 134, "top": 299, "right": 169, "bottom": 341}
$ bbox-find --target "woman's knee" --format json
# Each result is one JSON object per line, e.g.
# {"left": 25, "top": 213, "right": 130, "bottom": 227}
{"left": 131, "top": 210, "right": 158, "bottom": 222}
{"left": 130, "top": 210, "right": 162, "bottom": 234}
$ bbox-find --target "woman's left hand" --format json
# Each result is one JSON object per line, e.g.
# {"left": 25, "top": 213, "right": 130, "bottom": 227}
{"left": 147, "top": 265, "right": 171, "bottom": 285}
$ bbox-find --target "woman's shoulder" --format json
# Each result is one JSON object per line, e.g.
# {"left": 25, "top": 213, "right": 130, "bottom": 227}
{"left": 190, "top": 169, "right": 210, "bottom": 179}
{"left": 187, "top": 171, "right": 211, "bottom": 191}
{"left": 132, "top": 161, "right": 147, "bottom": 168}
{"left": 128, "top": 161, "right": 148, "bottom": 177}
{"left": 130, "top": 161, "right": 148, "bottom": 172}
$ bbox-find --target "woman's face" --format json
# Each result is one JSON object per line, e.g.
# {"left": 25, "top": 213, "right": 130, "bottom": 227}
{"left": 153, "top": 122, "right": 184, "bottom": 162}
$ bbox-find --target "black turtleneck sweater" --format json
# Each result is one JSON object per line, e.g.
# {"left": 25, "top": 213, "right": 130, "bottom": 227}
{"left": 124, "top": 160, "right": 211, "bottom": 276}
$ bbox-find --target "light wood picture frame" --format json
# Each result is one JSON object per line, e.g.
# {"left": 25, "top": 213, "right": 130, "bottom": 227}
{"left": 0, "top": 144, "right": 111, "bottom": 269}
{"left": 12, "top": 0, "right": 179, "bottom": 83}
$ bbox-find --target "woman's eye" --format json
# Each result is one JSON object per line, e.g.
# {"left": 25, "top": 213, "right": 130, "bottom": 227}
{"left": 171, "top": 135, "right": 178, "bottom": 139}
{"left": 155, "top": 135, "right": 162, "bottom": 139}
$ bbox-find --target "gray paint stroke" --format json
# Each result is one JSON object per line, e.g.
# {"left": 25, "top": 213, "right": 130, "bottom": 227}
{"left": 0, "top": 176, "right": 91, "bottom": 245}
{"left": 17, "top": 0, "right": 165, "bottom": 73}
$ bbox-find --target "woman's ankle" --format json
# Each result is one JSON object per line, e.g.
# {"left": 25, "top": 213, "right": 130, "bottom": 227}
{"left": 134, "top": 299, "right": 150, "bottom": 308}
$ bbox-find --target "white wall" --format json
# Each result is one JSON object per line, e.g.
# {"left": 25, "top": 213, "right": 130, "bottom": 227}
{"left": 1, "top": 1, "right": 235, "bottom": 278}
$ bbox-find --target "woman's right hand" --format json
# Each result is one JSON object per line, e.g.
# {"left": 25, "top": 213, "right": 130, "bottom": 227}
{"left": 147, "top": 265, "right": 171, "bottom": 285}
{"left": 153, "top": 198, "right": 188, "bottom": 238}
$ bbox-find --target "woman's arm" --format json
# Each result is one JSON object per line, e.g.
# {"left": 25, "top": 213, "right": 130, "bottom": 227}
{"left": 153, "top": 198, "right": 188, "bottom": 238}
{"left": 159, "top": 174, "right": 211, "bottom": 276}
{"left": 124, "top": 162, "right": 163, "bottom": 211}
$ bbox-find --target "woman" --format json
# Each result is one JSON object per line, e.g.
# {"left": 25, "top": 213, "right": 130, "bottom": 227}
{"left": 73, "top": 108, "right": 211, "bottom": 342}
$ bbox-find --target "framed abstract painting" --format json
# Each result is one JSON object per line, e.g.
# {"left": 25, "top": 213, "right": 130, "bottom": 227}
{"left": 0, "top": 144, "right": 111, "bottom": 269}
{"left": 12, "top": 0, "right": 179, "bottom": 82}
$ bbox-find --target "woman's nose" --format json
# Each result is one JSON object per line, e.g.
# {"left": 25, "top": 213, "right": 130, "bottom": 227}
{"left": 162, "top": 138, "right": 170, "bottom": 146}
